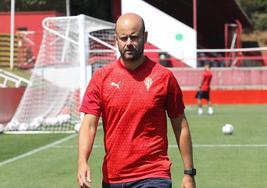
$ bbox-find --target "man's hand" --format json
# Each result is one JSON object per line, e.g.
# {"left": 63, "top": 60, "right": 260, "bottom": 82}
{"left": 180, "top": 175, "right": 196, "bottom": 188}
{"left": 77, "top": 162, "right": 92, "bottom": 188}
{"left": 77, "top": 114, "right": 99, "bottom": 188}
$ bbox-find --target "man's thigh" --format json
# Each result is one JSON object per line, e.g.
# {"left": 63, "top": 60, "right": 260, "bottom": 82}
{"left": 103, "top": 178, "right": 172, "bottom": 188}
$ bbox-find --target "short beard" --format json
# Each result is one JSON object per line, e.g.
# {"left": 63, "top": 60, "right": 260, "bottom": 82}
{"left": 120, "top": 45, "right": 144, "bottom": 62}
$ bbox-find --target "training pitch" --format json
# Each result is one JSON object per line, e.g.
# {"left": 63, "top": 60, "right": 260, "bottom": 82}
{"left": 0, "top": 104, "right": 266, "bottom": 188}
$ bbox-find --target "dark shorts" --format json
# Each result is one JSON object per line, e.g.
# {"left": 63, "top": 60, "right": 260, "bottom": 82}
{"left": 102, "top": 177, "right": 172, "bottom": 188}
{"left": 195, "top": 90, "right": 210, "bottom": 100}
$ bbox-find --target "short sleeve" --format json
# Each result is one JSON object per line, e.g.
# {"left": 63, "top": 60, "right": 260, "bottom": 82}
{"left": 79, "top": 70, "right": 102, "bottom": 117}
{"left": 165, "top": 72, "right": 185, "bottom": 118}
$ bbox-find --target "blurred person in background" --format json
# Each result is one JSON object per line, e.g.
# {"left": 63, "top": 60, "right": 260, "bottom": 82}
{"left": 195, "top": 63, "right": 213, "bottom": 115}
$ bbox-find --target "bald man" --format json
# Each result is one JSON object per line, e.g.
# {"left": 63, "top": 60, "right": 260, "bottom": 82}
{"left": 77, "top": 13, "right": 196, "bottom": 188}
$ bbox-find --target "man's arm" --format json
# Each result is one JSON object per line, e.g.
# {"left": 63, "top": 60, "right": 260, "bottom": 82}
{"left": 171, "top": 114, "right": 196, "bottom": 188}
{"left": 199, "top": 76, "right": 204, "bottom": 90}
{"left": 77, "top": 114, "right": 99, "bottom": 188}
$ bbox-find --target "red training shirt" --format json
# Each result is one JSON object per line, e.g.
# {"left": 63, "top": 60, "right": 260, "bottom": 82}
{"left": 200, "top": 70, "right": 212, "bottom": 91}
{"left": 80, "top": 56, "right": 185, "bottom": 184}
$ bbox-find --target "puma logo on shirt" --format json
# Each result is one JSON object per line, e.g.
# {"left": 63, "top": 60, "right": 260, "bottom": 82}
{"left": 111, "top": 81, "right": 121, "bottom": 89}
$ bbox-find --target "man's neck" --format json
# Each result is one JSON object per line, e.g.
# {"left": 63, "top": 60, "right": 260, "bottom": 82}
{"left": 121, "top": 56, "right": 145, "bottom": 71}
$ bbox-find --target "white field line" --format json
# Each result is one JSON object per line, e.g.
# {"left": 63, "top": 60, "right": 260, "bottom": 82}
{"left": 52, "top": 144, "right": 267, "bottom": 149}
{"left": 0, "top": 134, "right": 77, "bottom": 168}
{"left": 183, "top": 144, "right": 267, "bottom": 148}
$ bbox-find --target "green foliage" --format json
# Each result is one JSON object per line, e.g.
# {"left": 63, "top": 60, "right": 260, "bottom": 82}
{"left": 0, "top": 0, "right": 65, "bottom": 12}
{"left": 252, "top": 13, "right": 267, "bottom": 30}
{"left": 70, "top": 0, "right": 112, "bottom": 21}
{"left": 0, "top": 0, "right": 112, "bottom": 21}
{"left": 237, "top": 0, "right": 267, "bottom": 31}
{"left": 1, "top": 0, "right": 266, "bottom": 29}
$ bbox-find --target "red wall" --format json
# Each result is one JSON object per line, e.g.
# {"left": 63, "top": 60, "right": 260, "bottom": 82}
{"left": 171, "top": 68, "right": 267, "bottom": 105}
{"left": 0, "top": 11, "right": 63, "bottom": 58}
{"left": 172, "top": 68, "right": 267, "bottom": 88}
{"left": 183, "top": 89, "right": 267, "bottom": 105}
{"left": 0, "top": 88, "right": 265, "bottom": 124}
{"left": 0, "top": 87, "right": 25, "bottom": 123}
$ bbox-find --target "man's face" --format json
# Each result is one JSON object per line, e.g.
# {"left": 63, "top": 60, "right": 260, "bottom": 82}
{"left": 116, "top": 26, "right": 147, "bottom": 61}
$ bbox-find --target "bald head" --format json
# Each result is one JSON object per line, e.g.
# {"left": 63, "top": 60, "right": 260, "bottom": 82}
{"left": 115, "top": 13, "right": 145, "bottom": 34}
{"left": 115, "top": 13, "right": 147, "bottom": 66}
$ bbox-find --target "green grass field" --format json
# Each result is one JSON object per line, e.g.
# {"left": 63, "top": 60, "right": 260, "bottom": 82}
{"left": 0, "top": 104, "right": 267, "bottom": 188}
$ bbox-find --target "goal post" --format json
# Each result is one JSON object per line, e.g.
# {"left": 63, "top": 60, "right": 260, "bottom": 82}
{"left": 5, "top": 14, "right": 116, "bottom": 133}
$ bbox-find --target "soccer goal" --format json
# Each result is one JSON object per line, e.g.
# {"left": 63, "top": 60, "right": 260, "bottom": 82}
{"left": 5, "top": 15, "right": 117, "bottom": 133}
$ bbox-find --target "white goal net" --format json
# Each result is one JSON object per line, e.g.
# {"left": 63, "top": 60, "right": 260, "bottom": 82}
{"left": 5, "top": 15, "right": 116, "bottom": 132}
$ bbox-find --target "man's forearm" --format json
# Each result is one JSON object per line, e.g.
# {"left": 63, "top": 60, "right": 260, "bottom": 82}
{"left": 179, "top": 119, "right": 194, "bottom": 169}
{"left": 78, "top": 126, "right": 94, "bottom": 164}
{"left": 171, "top": 115, "right": 194, "bottom": 169}
{"left": 78, "top": 114, "right": 98, "bottom": 164}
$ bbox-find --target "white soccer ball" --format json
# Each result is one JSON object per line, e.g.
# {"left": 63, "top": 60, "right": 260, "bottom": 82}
{"left": 74, "top": 123, "right": 81, "bottom": 133}
{"left": 29, "top": 121, "right": 41, "bottom": 130}
{"left": 0, "top": 124, "right": 5, "bottom": 133}
{"left": 56, "top": 115, "right": 64, "bottom": 125}
{"left": 56, "top": 114, "right": 71, "bottom": 125}
{"left": 44, "top": 117, "right": 52, "bottom": 126}
{"left": 222, "top": 123, "right": 234, "bottom": 135}
{"left": 50, "top": 117, "right": 58, "bottom": 126}
{"left": 62, "top": 114, "right": 71, "bottom": 123}
{"left": 33, "top": 116, "right": 44, "bottom": 124}
{"left": 18, "top": 123, "right": 28, "bottom": 131}
{"left": 5, "top": 119, "right": 20, "bottom": 131}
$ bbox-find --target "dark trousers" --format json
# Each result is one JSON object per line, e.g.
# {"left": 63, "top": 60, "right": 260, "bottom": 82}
{"left": 102, "top": 177, "right": 172, "bottom": 188}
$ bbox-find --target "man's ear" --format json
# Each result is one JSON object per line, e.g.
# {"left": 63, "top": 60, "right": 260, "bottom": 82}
{"left": 144, "top": 31, "right": 148, "bottom": 43}
{"left": 115, "top": 34, "right": 118, "bottom": 42}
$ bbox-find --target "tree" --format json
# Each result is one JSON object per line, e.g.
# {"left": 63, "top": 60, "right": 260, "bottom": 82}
{"left": 0, "top": 0, "right": 113, "bottom": 21}
{"left": 237, "top": 0, "right": 267, "bottom": 31}
{"left": 70, "top": 0, "right": 112, "bottom": 21}
{"left": 0, "top": 0, "right": 65, "bottom": 13}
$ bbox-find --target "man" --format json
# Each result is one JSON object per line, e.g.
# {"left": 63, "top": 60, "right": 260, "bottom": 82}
{"left": 77, "top": 13, "right": 196, "bottom": 188}
{"left": 195, "top": 63, "right": 213, "bottom": 115}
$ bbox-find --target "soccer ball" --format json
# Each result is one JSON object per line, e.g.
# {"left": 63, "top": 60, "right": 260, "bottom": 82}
{"left": 74, "top": 123, "right": 81, "bottom": 133}
{"left": 5, "top": 119, "right": 20, "bottom": 131}
{"left": 44, "top": 117, "right": 58, "bottom": 126}
{"left": 56, "top": 114, "right": 71, "bottom": 125}
{"left": 222, "top": 123, "right": 234, "bottom": 135}
{"left": 0, "top": 124, "right": 4, "bottom": 133}
{"left": 33, "top": 116, "right": 44, "bottom": 125}
{"left": 18, "top": 123, "right": 29, "bottom": 131}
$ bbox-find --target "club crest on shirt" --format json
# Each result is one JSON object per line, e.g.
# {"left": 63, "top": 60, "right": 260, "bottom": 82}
{"left": 144, "top": 77, "right": 153, "bottom": 91}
